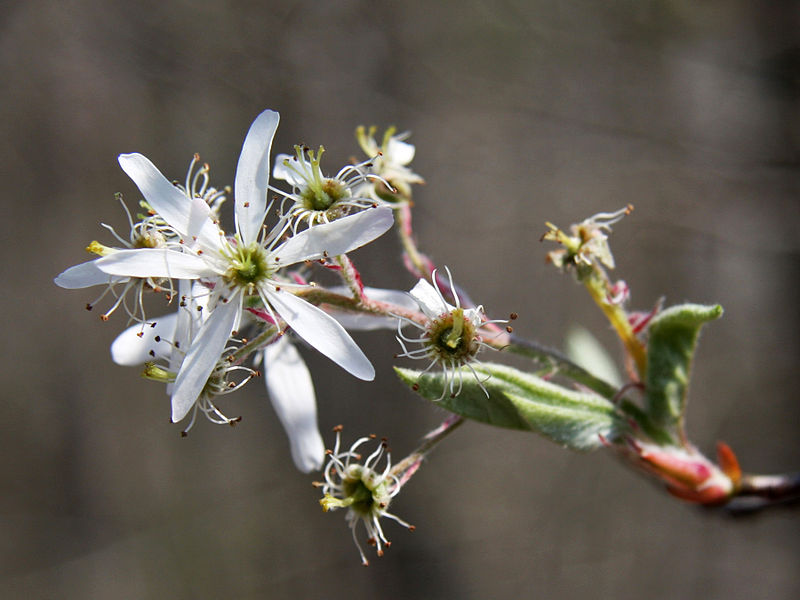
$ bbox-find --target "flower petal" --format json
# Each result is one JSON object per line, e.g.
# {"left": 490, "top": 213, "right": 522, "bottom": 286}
{"left": 264, "top": 337, "right": 325, "bottom": 472}
{"left": 95, "top": 248, "right": 214, "bottom": 279}
{"left": 326, "top": 286, "right": 418, "bottom": 330}
{"left": 387, "top": 137, "right": 415, "bottom": 165}
{"left": 118, "top": 153, "right": 222, "bottom": 250}
{"left": 266, "top": 289, "right": 375, "bottom": 381}
{"left": 409, "top": 278, "right": 448, "bottom": 319}
{"left": 170, "top": 296, "right": 239, "bottom": 422}
{"left": 111, "top": 313, "right": 179, "bottom": 366}
{"left": 275, "top": 207, "right": 394, "bottom": 265}
{"left": 54, "top": 260, "right": 127, "bottom": 289}
{"left": 234, "top": 109, "right": 280, "bottom": 245}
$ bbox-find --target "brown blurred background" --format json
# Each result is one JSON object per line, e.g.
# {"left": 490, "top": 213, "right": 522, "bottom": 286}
{"left": 2, "top": 1, "right": 799, "bottom": 598}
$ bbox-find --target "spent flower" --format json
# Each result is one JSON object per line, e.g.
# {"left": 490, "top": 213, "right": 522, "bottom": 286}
{"left": 395, "top": 268, "right": 503, "bottom": 400}
{"left": 543, "top": 205, "right": 633, "bottom": 274}
{"left": 316, "top": 427, "right": 413, "bottom": 565}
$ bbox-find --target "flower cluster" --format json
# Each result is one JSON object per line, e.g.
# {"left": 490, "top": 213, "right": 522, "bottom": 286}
{"left": 54, "top": 109, "right": 421, "bottom": 472}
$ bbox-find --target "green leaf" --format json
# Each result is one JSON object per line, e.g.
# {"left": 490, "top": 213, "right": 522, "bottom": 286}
{"left": 395, "top": 363, "right": 626, "bottom": 451}
{"left": 645, "top": 303, "right": 723, "bottom": 433}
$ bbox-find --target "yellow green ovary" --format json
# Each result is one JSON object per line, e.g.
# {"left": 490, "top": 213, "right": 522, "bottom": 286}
{"left": 226, "top": 243, "right": 269, "bottom": 291}
{"left": 428, "top": 309, "right": 478, "bottom": 362}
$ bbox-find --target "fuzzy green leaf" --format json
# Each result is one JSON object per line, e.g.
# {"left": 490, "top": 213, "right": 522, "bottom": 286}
{"left": 645, "top": 303, "right": 723, "bottom": 432}
{"left": 395, "top": 363, "right": 626, "bottom": 451}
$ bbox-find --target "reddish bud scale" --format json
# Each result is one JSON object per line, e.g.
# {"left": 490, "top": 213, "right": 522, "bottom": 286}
{"left": 630, "top": 440, "right": 734, "bottom": 505}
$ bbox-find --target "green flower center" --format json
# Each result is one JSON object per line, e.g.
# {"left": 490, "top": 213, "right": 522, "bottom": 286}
{"left": 427, "top": 308, "right": 478, "bottom": 362}
{"left": 301, "top": 178, "right": 348, "bottom": 212}
{"left": 339, "top": 465, "right": 391, "bottom": 518}
{"left": 225, "top": 242, "right": 269, "bottom": 291}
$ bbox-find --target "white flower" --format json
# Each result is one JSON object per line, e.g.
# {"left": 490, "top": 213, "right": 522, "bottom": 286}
{"left": 317, "top": 427, "right": 413, "bottom": 565}
{"left": 111, "top": 282, "right": 323, "bottom": 471}
{"left": 111, "top": 280, "right": 254, "bottom": 431}
{"left": 272, "top": 145, "right": 390, "bottom": 230}
{"left": 355, "top": 126, "right": 424, "bottom": 199}
{"left": 55, "top": 153, "right": 233, "bottom": 323}
{"left": 396, "top": 268, "right": 501, "bottom": 399}
{"left": 91, "top": 109, "right": 395, "bottom": 423}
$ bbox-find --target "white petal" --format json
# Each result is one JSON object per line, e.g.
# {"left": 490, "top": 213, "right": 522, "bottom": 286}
{"left": 325, "top": 286, "right": 418, "bottom": 331}
{"left": 387, "top": 138, "right": 415, "bottom": 165}
{"left": 111, "top": 313, "right": 178, "bottom": 366}
{"left": 266, "top": 289, "right": 374, "bottom": 381}
{"left": 167, "top": 280, "right": 206, "bottom": 394}
{"left": 170, "top": 296, "right": 239, "bottom": 422}
{"left": 118, "top": 153, "right": 221, "bottom": 249}
{"left": 95, "top": 248, "right": 214, "bottom": 279}
{"left": 275, "top": 207, "right": 394, "bottom": 265}
{"left": 409, "top": 278, "right": 449, "bottom": 319}
{"left": 272, "top": 153, "right": 308, "bottom": 187}
{"left": 327, "top": 311, "right": 399, "bottom": 331}
{"left": 234, "top": 109, "right": 280, "bottom": 245}
{"left": 264, "top": 338, "right": 325, "bottom": 472}
{"left": 54, "top": 260, "right": 127, "bottom": 289}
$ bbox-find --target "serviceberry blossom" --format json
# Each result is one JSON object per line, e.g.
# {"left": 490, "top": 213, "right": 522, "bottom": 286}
{"left": 316, "top": 427, "right": 413, "bottom": 566}
{"left": 543, "top": 204, "right": 633, "bottom": 272}
{"left": 54, "top": 154, "right": 231, "bottom": 322}
{"left": 395, "top": 268, "right": 503, "bottom": 400}
{"left": 355, "top": 126, "right": 424, "bottom": 199}
{"left": 110, "top": 280, "right": 253, "bottom": 430}
{"left": 272, "top": 144, "right": 391, "bottom": 231}
{"left": 111, "top": 280, "right": 324, "bottom": 471}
